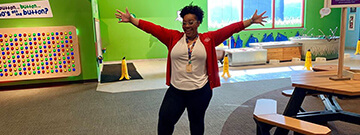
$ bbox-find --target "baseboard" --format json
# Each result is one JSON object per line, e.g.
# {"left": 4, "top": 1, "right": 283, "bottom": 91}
{"left": 0, "top": 79, "right": 98, "bottom": 91}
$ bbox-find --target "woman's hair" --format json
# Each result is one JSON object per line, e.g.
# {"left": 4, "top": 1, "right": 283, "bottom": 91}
{"left": 180, "top": 5, "right": 204, "bottom": 23}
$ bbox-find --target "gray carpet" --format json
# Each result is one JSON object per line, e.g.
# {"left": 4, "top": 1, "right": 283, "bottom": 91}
{"left": 0, "top": 78, "right": 292, "bottom": 135}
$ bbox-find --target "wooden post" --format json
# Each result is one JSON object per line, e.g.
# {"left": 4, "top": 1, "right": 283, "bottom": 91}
{"left": 330, "top": 7, "right": 350, "bottom": 81}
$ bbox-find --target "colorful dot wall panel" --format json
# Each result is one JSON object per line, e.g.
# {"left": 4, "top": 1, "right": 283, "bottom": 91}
{"left": 0, "top": 26, "right": 81, "bottom": 82}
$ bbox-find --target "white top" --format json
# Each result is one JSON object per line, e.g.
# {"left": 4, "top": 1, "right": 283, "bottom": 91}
{"left": 170, "top": 35, "right": 208, "bottom": 90}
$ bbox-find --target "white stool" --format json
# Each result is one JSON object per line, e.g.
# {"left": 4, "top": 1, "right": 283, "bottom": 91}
{"left": 315, "top": 57, "right": 326, "bottom": 62}
{"left": 269, "top": 59, "right": 280, "bottom": 64}
{"left": 291, "top": 57, "right": 301, "bottom": 63}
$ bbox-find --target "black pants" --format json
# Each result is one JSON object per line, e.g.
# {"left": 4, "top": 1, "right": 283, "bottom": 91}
{"left": 158, "top": 82, "right": 213, "bottom": 135}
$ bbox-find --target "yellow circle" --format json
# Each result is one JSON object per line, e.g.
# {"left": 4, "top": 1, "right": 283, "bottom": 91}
{"left": 52, "top": 45, "right": 55, "bottom": 48}
{"left": 38, "top": 42, "right": 41, "bottom": 45}
{"left": 15, "top": 47, "right": 19, "bottom": 50}
{"left": 43, "top": 37, "right": 45, "bottom": 40}
{"left": 47, "top": 70, "right": 49, "bottom": 73}
{"left": 64, "top": 32, "right": 67, "bottom": 35}
{"left": 72, "top": 61, "right": 75, "bottom": 63}
{"left": 70, "top": 44, "right": 73, "bottom": 47}
{"left": 0, "top": 43, "right": 3, "bottom": 46}
{"left": 61, "top": 37, "right": 63, "bottom": 39}
{"left": 66, "top": 49, "right": 69, "bottom": 51}
{"left": 26, "top": 55, "right": 29, "bottom": 58}
{"left": 7, "top": 56, "right": 10, "bottom": 59}
{"left": 50, "top": 66, "right": 53, "bottom": 68}
{"left": 11, "top": 51, "right": 14, "bottom": 54}
{"left": 18, "top": 64, "right": 20, "bottom": 67}
{"left": 10, "top": 73, "right": 13, "bottom": 76}
{"left": 20, "top": 43, "right": 23, "bottom": 45}
{"left": 22, "top": 59, "right": 25, "bottom": 62}
{"left": 57, "top": 41, "right": 59, "bottom": 43}
{"left": 24, "top": 38, "right": 27, "bottom": 41}
{"left": 5, "top": 39, "right": 8, "bottom": 42}
{"left": 14, "top": 68, "right": 17, "bottom": 71}
{"left": 45, "top": 54, "right": 48, "bottom": 57}
{"left": 36, "top": 63, "right": 39, "bottom": 66}
{"left": 58, "top": 57, "right": 61, "bottom": 60}
{"left": 32, "top": 67, "right": 35, "bottom": 70}
{"left": 34, "top": 46, "right": 37, "bottom": 49}
{"left": 28, "top": 33, "right": 31, "bottom": 36}
{"left": 62, "top": 53, "right": 65, "bottom": 56}
{"left": 68, "top": 65, "right": 70, "bottom": 67}
{"left": 30, "top": 50, "right": 33, "bottom": 53}
{"left": 47, "top": 33, "right": 50, "bottom": 36}
{"left": 9, "top": 34, "right": 12, "bottom": 37}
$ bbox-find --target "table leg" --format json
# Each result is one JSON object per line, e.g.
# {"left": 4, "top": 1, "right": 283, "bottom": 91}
{"left": 274, "top": 87, "right": 307, "bottom": 135}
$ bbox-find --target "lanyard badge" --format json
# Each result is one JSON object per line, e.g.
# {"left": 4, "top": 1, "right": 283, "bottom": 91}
{"left": 186, "top": 35, "right": 198, "bottom": 73}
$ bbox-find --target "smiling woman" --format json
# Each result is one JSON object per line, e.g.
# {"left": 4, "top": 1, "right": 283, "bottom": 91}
{"left": 115, "top": 4, "right": 267, "bottom": 135}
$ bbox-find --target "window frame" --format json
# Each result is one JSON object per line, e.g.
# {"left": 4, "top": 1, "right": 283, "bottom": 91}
{"left": 208, "top": 0, "right": 305, "bottom": 30}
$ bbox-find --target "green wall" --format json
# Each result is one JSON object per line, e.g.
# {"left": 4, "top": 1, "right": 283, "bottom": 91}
{"left": 0, "top": 0, "right": 98, "bottom": 87}
{"left": 99, "top": 0, "right": 341, "bottom": 61}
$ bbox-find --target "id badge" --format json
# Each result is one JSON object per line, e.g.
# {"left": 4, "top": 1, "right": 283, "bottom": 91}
{"left": 186, "top": 64, "right": 192, "bottom": 73}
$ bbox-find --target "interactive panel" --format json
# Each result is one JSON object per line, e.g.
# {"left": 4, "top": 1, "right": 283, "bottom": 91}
{"left": 0, "top": 26, "right": 81, "bottom": 82}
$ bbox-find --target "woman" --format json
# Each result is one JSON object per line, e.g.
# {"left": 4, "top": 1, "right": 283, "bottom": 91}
{"left": 115, "top": 5, "right": 267, "bottom": 135}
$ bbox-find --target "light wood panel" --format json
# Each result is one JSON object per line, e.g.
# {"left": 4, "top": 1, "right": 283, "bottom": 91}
{"left": 291, "top": 71, "right": 360, "bottom": 96}
{"left": 254, "top": 114, "right": 331, "bottom": 135}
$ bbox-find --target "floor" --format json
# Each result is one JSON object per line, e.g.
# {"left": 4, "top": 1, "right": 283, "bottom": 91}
{"left": 97, "top": 49, "right": 360, "bottom": 93}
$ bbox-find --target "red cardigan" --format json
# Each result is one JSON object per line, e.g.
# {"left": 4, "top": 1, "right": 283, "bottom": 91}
{"left": 138, "top": 19, "right": 245, "bottom": 89}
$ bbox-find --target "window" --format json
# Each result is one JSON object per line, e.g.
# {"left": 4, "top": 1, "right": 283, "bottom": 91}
{"left": 208, "top": 0, "right": 304, "bottom": 30}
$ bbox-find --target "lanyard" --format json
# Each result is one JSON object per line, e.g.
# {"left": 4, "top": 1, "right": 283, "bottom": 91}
{"left": 186, "top": 35, "right": 198, "bottom": 65}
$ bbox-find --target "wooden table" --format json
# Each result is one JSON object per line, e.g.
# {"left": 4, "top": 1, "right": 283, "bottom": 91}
{"left": 274, "top": 71, "right": 360, "bottom": 135}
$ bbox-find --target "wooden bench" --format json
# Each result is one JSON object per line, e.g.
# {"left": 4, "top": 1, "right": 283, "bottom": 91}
{"left": 253, "top": 99, "right": 331, "bottom": 135}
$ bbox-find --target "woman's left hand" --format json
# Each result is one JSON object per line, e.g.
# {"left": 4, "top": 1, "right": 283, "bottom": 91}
{"left": 251, "top": 10, "right": 268, "bottom": 26}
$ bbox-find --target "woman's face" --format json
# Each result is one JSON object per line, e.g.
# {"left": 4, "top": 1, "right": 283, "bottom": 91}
{"left": 182, "top": 14, "right": 200, "bottom": 39}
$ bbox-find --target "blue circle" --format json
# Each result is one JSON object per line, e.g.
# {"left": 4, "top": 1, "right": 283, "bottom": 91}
{"left": 19, "top": 34, "right": 22, "bottom": 37}
{"left": 69, "top": 36, "right": 72, "bottom": 39}
{"left": 47, "top": 41, "right": 51, "bottom": 44}
{"left": 46, "top": 62, "right": 48, "bottom": 65}
{"left": 4, "top": 69, "right": 8, "bottom": 72}
{"left": 17, "top": 55, "right": 20, "bottom": 58}
{"left": 57, "top": 49, "right": 60, "bottom": 52}
{"left": 42, "top": 66, "right": 44, "bottom": 69}
{"left": 35, "top": 54, "right": 39, "bottom": 57}
{"left": 27, "top": 63, "right": 30, "bottom": 66}
{"left": 43, "top": 45, "right": 47, "bottom": 49}
{"left": 53, "top": 53, "right": 56, "bottom": 56}
{"left": 37, "top": 71, "right": 40, "bottom": 74}
{"left": 59, "top": 65, "right": 62, "bottom": 68}
{"left": 31, "top": 59, "right": 34, "bottom": 62}
{"left": 40, "top": 50, "right": 43, "bottom": 53}
{"left": 55, "top": 69, "right": 58, "bottom": 72}
{"left": 56, "top": 32, "right": 59, "bottom": 35}
{"left": 63, "top": 61, "right": 66, "bottom": 64}
{"left": 71, "top": 52, "right": 74, "bottom": 55}
{"left": 0, "top": 73, "right": 3, "bottom": 76}
{"left": 65, "top": 40, "right": 68, "bottom": 43}
{"left": 15, "top": 38, "right": 18, "bottom": 41}
{"left": 23, "top": 68, "right": 26, "bottom": 71}
{"left": 21, "top": 51, "right": 24, "bottom": 54}
{"left": 19, "top": 72, "right": 22, "bottom": 75}
{"left": 8, "top": 64, "right": 11, "bottom": 67}
{"left": 52, "top": 37, "right": 55, "bottom": 40}
{"left": 38, "top": 33, "right": 41, "bottom": 36}
{"left": 61, "top": 45, "right": 64, "bottom": 48}
{"left": 29, "top": 42, "right": 32, "bottom": 45}
{"left": 12, "top": 60, "right": 15, "bottom": 63}
{"left": 67, "top": 57, "right": 70, "bottom": 60}
{"left": 0, "top": 34, "right": 2, "bottom": 38}
{"left": 73, "top": 68, "right": 75, "bottom": 71}
{"left": 2, "top": 52, "right": 5, "bottom": 55}
{"left": 33, "top": 38, "right": 36, "bottom": 41}
{"left": 25, "top": 46, "right": 28, "bottom": 49}
{"left": 10, "top": 43, "right": 13, "bottom": 46}
{"left": 6, "top": 47, "right": 9, "bottom": 50}
{"left": 50, "top": 58, "right": 53, "bottom": 61}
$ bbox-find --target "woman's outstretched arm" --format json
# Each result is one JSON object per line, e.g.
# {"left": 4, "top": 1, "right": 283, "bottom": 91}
{"left": 115, "top": 8, "right": 139, "bottom": 26}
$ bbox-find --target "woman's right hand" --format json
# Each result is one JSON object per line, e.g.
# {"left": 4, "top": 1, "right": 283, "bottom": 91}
{"left": 115, "top": 8, "right": 132, "bottom": 23}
